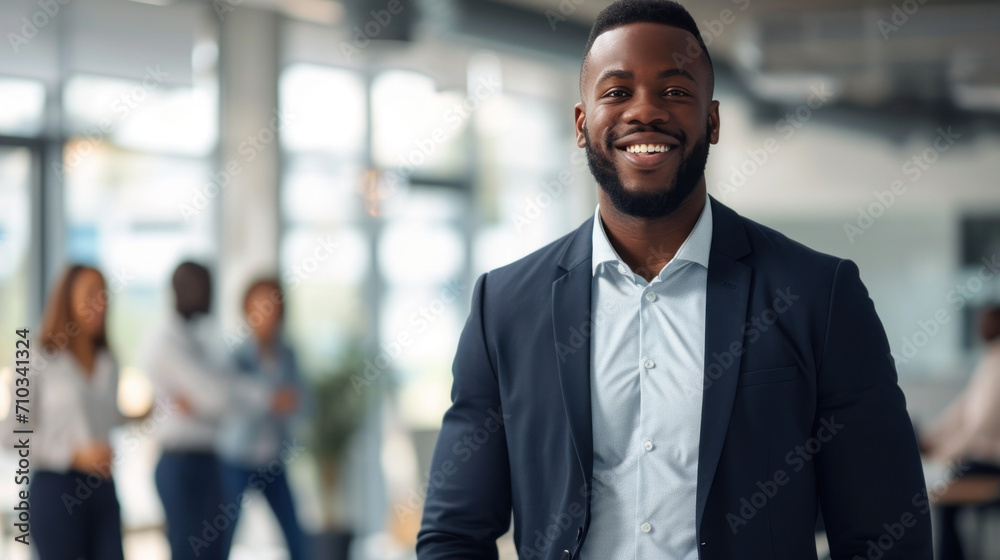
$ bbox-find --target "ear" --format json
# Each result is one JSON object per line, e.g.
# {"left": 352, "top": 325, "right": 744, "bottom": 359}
{"left": 574, "top": 102, "right": 587, "bottom": 148}
{"left": 708, "top": 99, "right": 721, "bottom": 145}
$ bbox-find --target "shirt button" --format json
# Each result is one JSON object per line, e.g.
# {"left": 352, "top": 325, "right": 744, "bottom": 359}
{"left": 640, "top": 522, "right": 652, "bottom": 533}
{"left": 643, "top": 359, "right": 655, "bottom": 369}
{"left": 643, "top": 440, "right": 654, "bottom": 451}
{"left": 645, "top": 292, "right": 656, "bottom": 302}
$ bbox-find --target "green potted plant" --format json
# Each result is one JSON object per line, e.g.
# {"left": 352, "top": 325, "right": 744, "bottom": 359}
{"left": 310, "top": 346, "right": 369, "bottom": 559}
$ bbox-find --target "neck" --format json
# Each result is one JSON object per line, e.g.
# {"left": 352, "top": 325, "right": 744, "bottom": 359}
{"left": 177, "top": 309, "right": 201, "bottom": 321}
{"left": 68, "top": 337, "right": 97, "bottom": 375}
{"left": 598, "top": 184, "right": 707, "bottom": 283}
{"left": 257, "top": 336, "right": 277, "bottom": 356}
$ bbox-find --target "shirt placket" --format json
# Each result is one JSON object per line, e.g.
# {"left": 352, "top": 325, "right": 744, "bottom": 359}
{"left": 635, "top": 274, "right": 662, "bottom": 558}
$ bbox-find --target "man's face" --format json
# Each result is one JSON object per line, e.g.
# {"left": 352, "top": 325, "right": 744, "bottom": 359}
{"left": 576, "top": 22, "right": 720, "bottom": 218}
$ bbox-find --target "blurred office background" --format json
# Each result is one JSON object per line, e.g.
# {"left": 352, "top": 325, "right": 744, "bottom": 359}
{"left": 1, "top": 0, "right": 1000, "bottom": 558}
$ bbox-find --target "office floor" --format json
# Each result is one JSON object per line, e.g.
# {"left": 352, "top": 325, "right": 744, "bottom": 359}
{"left": 125, "top": 498, "right": 295, "bottom": 560}
{"left": 2, "top": 507, "right": 998, "bottom": 558}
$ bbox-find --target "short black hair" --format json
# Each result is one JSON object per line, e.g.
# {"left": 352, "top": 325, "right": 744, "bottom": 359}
{"left": 581, "top": 0, "right": 714, "bottom": 94}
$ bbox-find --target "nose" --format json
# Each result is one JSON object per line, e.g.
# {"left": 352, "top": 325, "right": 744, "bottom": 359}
{"left": 621, "top": 88, "right": 670, "bottom": 125}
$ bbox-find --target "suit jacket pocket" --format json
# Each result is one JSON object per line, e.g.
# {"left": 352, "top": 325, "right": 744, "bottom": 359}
{"left": 737, "top": 365, "right": 798, "bottom": 387}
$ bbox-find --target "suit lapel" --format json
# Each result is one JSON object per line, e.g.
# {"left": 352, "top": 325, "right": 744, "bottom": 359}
{"left": 696, "top": 197, "right": 753, "bottom": 538}
{"left": 549, "top": 199, "right": 753, "bottom": 532}
{"left": 552, "top": 217, "right": 595, "bottom": 488}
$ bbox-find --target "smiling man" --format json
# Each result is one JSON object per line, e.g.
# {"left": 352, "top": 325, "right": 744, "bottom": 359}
{"left": 417, "top": 1, "right": 932, "bottom": 559}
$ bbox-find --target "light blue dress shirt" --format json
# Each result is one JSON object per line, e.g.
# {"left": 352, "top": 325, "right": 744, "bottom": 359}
{"left": 580, "top": 194, "right": 713, "bottom": 560}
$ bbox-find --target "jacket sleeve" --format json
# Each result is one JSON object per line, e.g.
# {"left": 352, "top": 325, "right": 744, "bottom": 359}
{"left": 814, "top": 259, "right": 933, "bottom": 559}
{"left": 417, "top": 273, "right": 512, "bottom": 559}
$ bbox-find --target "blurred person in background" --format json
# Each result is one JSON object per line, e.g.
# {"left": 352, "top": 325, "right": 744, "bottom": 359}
{"left": 217, "top": 278, "right": 308, "bottom": 560}
{"left": 921, "top": 306, "right": 1000, "bottom": 560}
{"left": 142, "top": 262, "right": 297, "bottom": 560}
{"left": 25, "top": 265, "right": 125, "bottom": 560}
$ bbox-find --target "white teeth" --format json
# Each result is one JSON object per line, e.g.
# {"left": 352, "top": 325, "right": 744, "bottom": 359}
{"left": 625, "top": 144, "right": 671, "bottom": 154}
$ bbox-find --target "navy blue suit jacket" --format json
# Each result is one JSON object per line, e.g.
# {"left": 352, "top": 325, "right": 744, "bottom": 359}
{"left": 418, "top": 196, "right": 932, "bottom": 560}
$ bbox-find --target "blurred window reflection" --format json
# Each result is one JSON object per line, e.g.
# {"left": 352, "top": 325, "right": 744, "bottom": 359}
{"left": 280, "top": 65, "right": 368, "bottom": 377}
{"left": 473, "top": 93, "right": 580, "bottom": 274}
{"left": 281, "top": 64, "right": 366, "bottom": 157}
{"left": 0, "top": 146, "right": 33, "bottom": 398}
{"left": 0, "top": 78, "right": 46, "bottom": 137}
{"left": 378, "top": 187, "right": 466, "bottom": 428}
{"left": 372, "top": 70, "right": 468, "bottom": 179}
{"left": 63, "top": 73, "right": 217, "bottom": 157}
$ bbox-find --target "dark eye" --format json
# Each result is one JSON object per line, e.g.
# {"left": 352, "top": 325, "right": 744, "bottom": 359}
{"left": 605, "top": 89, "right": 629, "bottom": 98}
{"left": 665, "top": 89, "right": 689, "bottom": 97}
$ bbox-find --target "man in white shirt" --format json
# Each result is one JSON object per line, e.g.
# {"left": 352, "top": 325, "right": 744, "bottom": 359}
{"left": 144, "top": 262, "right": 296, "bottom": 560}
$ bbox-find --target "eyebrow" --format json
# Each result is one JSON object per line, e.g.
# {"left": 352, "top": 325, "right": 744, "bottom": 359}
{"left": 595, "top": 67, "right": 698, "bottom": 86}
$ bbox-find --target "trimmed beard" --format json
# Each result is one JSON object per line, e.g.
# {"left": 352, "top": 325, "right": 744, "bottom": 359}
{"left": 584, "top": 126, "right": 710, "bottom": 219}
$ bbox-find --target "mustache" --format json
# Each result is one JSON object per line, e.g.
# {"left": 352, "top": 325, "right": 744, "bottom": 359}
{"left": 605, "top": 125, "right": 686, "bottom": 149}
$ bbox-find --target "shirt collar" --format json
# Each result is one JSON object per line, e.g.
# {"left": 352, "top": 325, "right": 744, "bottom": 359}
{"left": 591, "top": 193, "right": 713, "bottom": 277}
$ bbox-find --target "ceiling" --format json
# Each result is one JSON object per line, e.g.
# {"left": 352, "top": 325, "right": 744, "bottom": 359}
{"left": 499, "top": 0, "right": 1000, "bottom": 116}
{"left": 212, "top": 0, "right": 1000, "bottom": 114}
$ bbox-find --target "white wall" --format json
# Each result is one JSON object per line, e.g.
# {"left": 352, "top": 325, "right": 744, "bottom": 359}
{"left": 708, "top": 87, "right": 1000, "bottom": 379}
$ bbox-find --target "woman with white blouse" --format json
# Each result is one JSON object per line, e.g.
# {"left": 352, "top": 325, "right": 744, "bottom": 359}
{"left": 25, "top": 264, "right": 126, "bottom": 559}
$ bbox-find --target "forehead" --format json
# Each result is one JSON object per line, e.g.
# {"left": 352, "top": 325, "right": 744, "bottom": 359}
{"left": 584, "top": 22, "right": 711, "bottom": 87}
{"left": 73, "top": 269, "right": 104, "bottom": 289}
{"left": 247, "top": 284, "right": 280, "bottom": 301}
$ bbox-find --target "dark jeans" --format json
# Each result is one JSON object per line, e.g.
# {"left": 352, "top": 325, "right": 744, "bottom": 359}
{"left": 218, "top": 461, "right": 307, "bottom": 560}
{"left": 29, "top": 469, "right": 125, "bottom": 560}
{"left": 936, "top": 461, "right": 1000, "bottom": 560}
{"left": 155, "top": 451, "right": 231, "bottom": 560}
